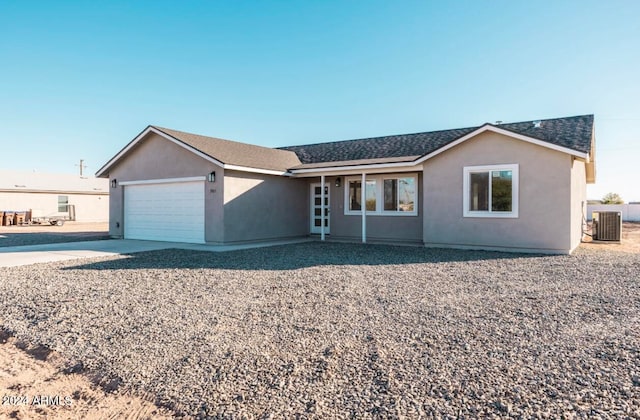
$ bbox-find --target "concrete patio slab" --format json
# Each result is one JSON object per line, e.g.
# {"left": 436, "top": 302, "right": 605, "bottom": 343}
{"left": 0, "top": 238, "right": 312, "bottom": 268}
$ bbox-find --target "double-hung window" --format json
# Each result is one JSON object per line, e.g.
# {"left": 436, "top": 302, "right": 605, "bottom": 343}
{"left": 345, "top": 174, "right": 418, "bottom": 215}
{"left": 463, "top": 164, "right": 518, "bottom": 218}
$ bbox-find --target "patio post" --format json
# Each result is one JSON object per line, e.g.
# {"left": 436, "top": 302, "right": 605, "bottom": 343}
{"left": 320, "top": 175, "right": 325, "bottom": 241}
{"left": 361, "top": 172, "right": 366, "bottom": 243}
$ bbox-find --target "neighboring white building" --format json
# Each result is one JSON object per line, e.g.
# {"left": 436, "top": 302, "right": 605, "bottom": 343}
{"left": 587, "top": 203, "right": 640, "bottom": 222}
{"left": 0, "top": 170, "right": 109, "bottom": 223}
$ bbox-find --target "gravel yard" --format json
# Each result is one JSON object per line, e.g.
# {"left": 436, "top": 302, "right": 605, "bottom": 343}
{"left": 1, "top": 243, "right": 639, "bottom": 418}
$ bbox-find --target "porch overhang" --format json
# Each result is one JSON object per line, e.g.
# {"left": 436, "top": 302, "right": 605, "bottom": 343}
{"left": 289, "top": 162, "right": 424, "bottom": 178}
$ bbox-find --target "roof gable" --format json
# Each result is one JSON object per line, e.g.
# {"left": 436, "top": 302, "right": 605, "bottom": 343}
{"left": 96, "top": 126, "right": 301, "bottom": 177}
{"left": 153, "top": 126, "right": 301, "bottom": 172}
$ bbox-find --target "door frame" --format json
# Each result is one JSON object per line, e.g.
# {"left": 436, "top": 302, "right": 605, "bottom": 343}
{"left": 310, "top": 182, "right": 330, "bottom": 235}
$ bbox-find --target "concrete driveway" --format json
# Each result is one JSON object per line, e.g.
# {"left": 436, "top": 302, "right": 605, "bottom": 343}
{"left": 0, "top": 238, "right": 311, "bottom": 268}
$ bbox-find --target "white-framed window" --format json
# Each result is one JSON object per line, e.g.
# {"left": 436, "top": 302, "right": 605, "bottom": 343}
{"left": 347, "top": 179, "right": 377, "bottom": 212}
{"left": 463, "top": 164, "right": 518, "bottom": 218}
{"left": 345, "top": 174, "right": 418, "bottom": 216}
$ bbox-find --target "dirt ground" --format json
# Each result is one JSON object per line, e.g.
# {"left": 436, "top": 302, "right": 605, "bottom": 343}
{"left": 0, "top": 332, "right": 172, "bottom": 419}
{"left": 0, "top": 222, "right": 638, "bottom": 418}
{"left": 0, "top": 222, "right": 170, "bottom": 418}
{"left": 580, "top": 221, "right": 640, "bottom": 253}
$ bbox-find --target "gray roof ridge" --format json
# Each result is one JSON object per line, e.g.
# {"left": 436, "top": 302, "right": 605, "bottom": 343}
{"left": 278, "top": 124, "right": 482, "bottom": 149}
{"left": 280, "top": 114, "right": 594, "bottom": 150}
{"left": 493, "top": 113, "right": 594, "bottom": 127}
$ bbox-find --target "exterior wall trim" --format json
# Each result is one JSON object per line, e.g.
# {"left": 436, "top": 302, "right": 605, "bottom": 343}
{"left": 290, "top": 161, "right": 422, "bottom": 175}
{"left": 119, "top": 176, "right": 206, "bottom": 186}
{"left": 224, "top": 164, "right": 291, "bottom": 176}
{"left": 291, "top": 165, "right": 423, "bottom": 178}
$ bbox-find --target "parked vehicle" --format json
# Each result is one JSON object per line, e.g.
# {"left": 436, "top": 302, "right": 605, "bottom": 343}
{"left": 28, "top": 206, "right": 75, "bottom": 226}
{"left": 29, "top": 214, "right": 68, "bottom": 226}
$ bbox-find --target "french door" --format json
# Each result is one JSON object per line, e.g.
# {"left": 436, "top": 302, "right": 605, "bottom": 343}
{"left": 310, "top": 183, "right": 330, "bottom": 234}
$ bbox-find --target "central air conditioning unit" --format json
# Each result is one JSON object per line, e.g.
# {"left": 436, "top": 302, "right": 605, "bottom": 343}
{"left": 592, "top": 211, "right": 622, "bottom": 242}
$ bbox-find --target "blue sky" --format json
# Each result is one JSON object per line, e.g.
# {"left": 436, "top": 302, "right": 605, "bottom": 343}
{"left": 1, "top": 1, "right": 638, "bottom": 201}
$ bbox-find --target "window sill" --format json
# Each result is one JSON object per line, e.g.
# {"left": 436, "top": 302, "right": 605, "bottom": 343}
{"left": 345, "top": 211, "right": 418, "bottom": 217}
{"left": 463, "top": 211, "right": 518, "bottom": 218}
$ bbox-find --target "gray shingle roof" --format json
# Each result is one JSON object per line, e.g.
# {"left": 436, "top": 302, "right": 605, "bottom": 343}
{"left": 99, "top": 114, "right": 593, "bottom": 177}
{"left": 495, "top": 114, "right": 594, "bottom": 154}
{"left": 280, "top": 115, "right": 594, "bottom": 165}
{"left": 153, "top": 126, "right": 301, "bottom": 172}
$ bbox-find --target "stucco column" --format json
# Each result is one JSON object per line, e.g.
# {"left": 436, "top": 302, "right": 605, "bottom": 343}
{"left": 321, "top": 175, "right": 325, "bottom": 241}
{"left": 361, "top": 172, "right": 366, "bottom": 243}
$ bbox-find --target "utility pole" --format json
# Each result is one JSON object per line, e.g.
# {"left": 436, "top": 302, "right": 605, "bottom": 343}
{"left": 76, "top": 159, "right": 87, "bottom": 176}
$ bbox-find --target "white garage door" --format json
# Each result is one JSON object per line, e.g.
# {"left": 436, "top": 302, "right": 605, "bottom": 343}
{"left": 124, "top": 181, "right": 205, "bottom": 243}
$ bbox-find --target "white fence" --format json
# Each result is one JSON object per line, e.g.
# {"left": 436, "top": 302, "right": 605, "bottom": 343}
{"left": 587, "top": 204, "right": 640, "bottom": 222}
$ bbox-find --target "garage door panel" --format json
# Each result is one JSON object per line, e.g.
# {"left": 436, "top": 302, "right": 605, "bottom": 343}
{"left": 124, "top": 181, "right": 205, "bottom": 243}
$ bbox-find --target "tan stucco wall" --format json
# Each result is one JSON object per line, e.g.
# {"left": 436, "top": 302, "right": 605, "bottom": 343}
{"left": 0, "top": 192, "right": 109, "bottom": 222}
{"left": 327, "top": 175, "right": 423, "bottom": 243}
{"left": 423, "top": 131, "right": 575, "bottom": 253}
{"left": 223, "top": 170, "right": 308, "bottom": 243}
{"left": 570, "top": 158, "right": 587, "bottom": 252}
{"left": 106, "top": 133, "right": 224, "bottom": 241}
